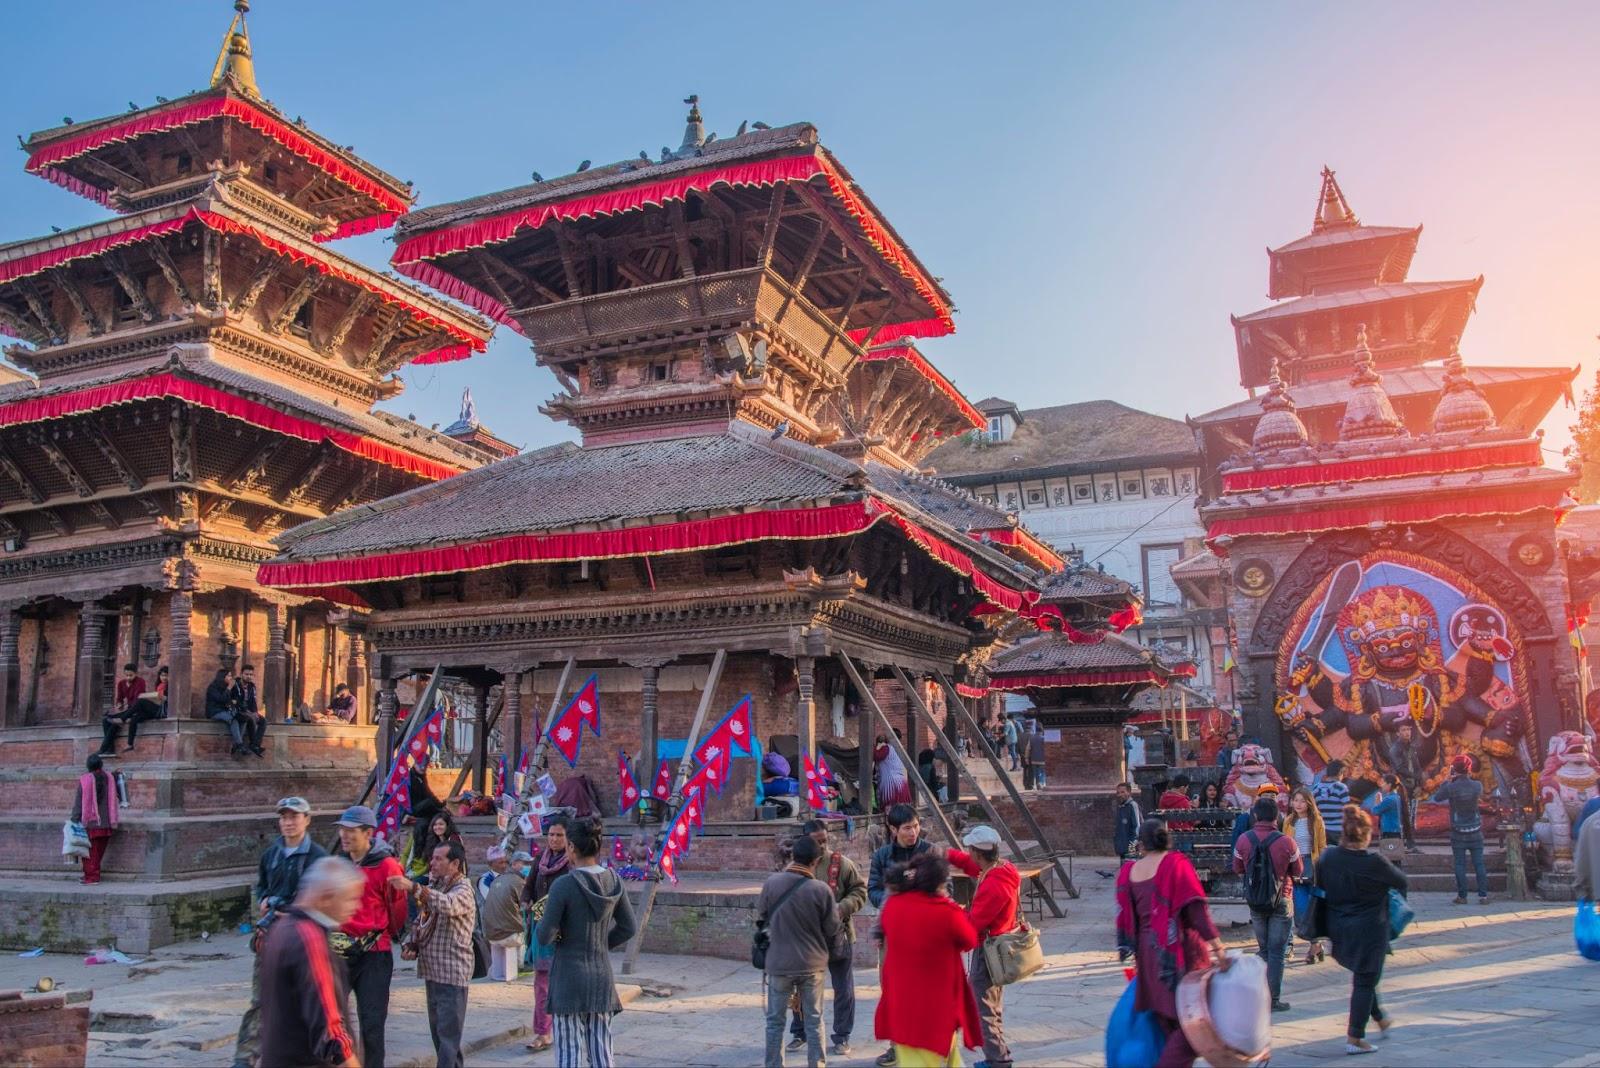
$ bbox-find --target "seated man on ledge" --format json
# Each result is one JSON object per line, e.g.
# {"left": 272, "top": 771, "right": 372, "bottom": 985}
{"left": 313, "top": 683, "right": 357, "bottom": 725}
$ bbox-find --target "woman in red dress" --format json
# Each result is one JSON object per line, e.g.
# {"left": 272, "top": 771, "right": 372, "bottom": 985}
{"left": 1115, "top": 817, "right": 1227, "bottom": 1068}
{"left": 874, "top": 852, "right": 982, "bottom": 1066}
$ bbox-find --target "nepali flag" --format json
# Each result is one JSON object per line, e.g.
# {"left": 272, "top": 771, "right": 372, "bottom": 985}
{"left": 651, "top": 758, "right": 674, "bottom": 801}
{"left": 802, "top": 753, "right": 827, "bottom": 811}
{"left": 376, "top": 777, "right": 412, "bottom": 841}
{"left": 658, "top": 847, "right": 678, "bottom": 884}
{"left": 547, "top": 678, "right": 602, "bottom": 767}
{"left": 664, "top": 794, "right": 696, "bottom": 858}
{"left": 612, "top": 836, "right": 627, "bottom": 865}
{"left": 683, "top": 747, "right": 731, "bottom": 799}
{"left": 683, "top": 789, "right": 705, "bottom": 832}
{"left": 570, "top": 674, "right": 602, "bottom": 736}
{"left": 815, "top": 749, "right": 834, "bottom": 784}
{"left": 494, "top": 753, "right": 509, "bottom": 799}
{"left": 618, "top": 750, "right": 642, "bottom": 814}
{"left": 694, "top": 695, "right": 754, "bottom": 766}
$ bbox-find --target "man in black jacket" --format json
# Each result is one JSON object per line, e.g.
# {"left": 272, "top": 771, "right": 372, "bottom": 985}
{"left": 257, "top": 856, "right": 362, "bottom": 1068}
{"left": 760, "top": 835, "right": 840, "bottom": 1068}
{"left": 232, "top": 796, "right": 328, "bottom": 1068}
{"left": 1113, "top": 782, "right": 1141, "bottom": 860}
{"left": 231, "top": 663, "right": 267, "bottom": 757}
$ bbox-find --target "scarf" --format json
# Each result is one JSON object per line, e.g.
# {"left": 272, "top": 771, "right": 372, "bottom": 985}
{"left": 1115, "top": 851, "right": 1207, "bottom": 993}
{"left": 534, "top": 845, "right": 571, "bottom": 901}
{"left": 79, "top": 770, "right": 119, "bottom": 829}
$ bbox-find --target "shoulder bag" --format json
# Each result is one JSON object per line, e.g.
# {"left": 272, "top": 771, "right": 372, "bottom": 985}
{"left": 752, "top": 875, "right": 809, "bottom": 970}
{"left": 978, "top": 870, "right": 1044, "bottom": 985}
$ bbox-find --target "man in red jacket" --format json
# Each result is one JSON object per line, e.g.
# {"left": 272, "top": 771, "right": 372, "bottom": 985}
{"left": 258, "top": 856, "right": 363, "bottom": 1068}
{"left": 946, "top": 825, "right": 1020, "bottom": 1068}
{"left": 336, "top": 804, "right": 408, "bottom": 1068}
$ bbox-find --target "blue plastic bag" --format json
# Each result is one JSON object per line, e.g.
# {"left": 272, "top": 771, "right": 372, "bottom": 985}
{"left": 1387, "top": 888, "right": 1414, "bottom": 940}
{"left": 1106, "top": 978, "right": 1166, "bottom": 1068}
{"left": 1576, "top": 899, "right": 1600, "bottom": 962}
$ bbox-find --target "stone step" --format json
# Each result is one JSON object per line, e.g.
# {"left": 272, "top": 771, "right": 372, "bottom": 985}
{"left": 0, "top": 765, "right": 369, "bottom": 816}
{"left": 0, "top": 720, "right": 377, "bottom": 772}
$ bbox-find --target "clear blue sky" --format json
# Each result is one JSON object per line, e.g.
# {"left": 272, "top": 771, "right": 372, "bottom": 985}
{"left": 3, "top": 2, "right": 1595, "bottom": 457}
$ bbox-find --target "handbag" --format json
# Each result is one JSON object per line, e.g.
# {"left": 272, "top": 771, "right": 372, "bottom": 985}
{"left": 1299, "top": 884, "right": 1329, "bottom": 941}
{"left": 1576, "top": 899, "right": 1600, "bottom": 962}
{"left": 1386, "top": 888, "right": 1414, "bottom": 941}
{"left": 1106, "top": 978, "right": 1165, "bottom": 1068}
{"left": 751, "top": 874, "right": 809, "bottom": 970}
{"left": 62, "top": 820, "right": 90, "bottom": 859}
{"left": 470, "top": 914, "right": 491, "bottom": 980}
{"left": 982, "top": 920, "right": 1044, "bottom": 985}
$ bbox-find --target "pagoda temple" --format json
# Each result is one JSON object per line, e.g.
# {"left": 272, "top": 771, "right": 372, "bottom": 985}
{"left": 255, "top": 98, "right": 1118, "bottom": 861}
{"left": 0, "top": 2, "right": 494, "bottom": 945}
{"left": 1194, "top": 169, "right": 1589, "bottom": 885}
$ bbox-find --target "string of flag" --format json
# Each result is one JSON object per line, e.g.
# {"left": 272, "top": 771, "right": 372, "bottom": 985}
{"left": 376, "top": 699, "right": 447, "bottom": 841}
{"left": 546, "top": 674, "right": 603, "bottom": 767}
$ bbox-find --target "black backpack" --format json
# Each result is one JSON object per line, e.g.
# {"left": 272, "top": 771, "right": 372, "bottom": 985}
{"left": 1242, "top": 830, "right": 1283, "bottom": 910}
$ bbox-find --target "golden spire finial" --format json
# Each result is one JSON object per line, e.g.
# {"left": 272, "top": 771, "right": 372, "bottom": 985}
{"left": 210, "top": 0, "right": 260, "bottom": 99}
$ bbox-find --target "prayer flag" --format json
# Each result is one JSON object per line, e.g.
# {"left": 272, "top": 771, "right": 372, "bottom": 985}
{"left": 618, "top": 749, "right": 641, "bottom": 814}
{"left": 802, "top": 753, "right": 827, "bottom": 810}
{"left": 694, "top": 696, "right": 754, "bottom": 765}
{"left": 683, "top": 790, "right": 704, "bottom": 831}
{"left": 547, "top": 715, "right": 582, "bottom": 767}
{"left": 683, "top": 748, "right": 730, "bottom": 799}
{"left": 570, "top": 674, "right": 602, "bottom": 736}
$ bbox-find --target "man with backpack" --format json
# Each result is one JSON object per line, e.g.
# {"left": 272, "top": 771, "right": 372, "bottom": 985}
{"left": 1232, "top": 795, "right": 1302, "bottom": 1013}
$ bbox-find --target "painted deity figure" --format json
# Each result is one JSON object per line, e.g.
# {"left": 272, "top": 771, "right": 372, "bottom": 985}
{"left": 1535, "top": 731, "right": 1600, "bottom": 860}
{"left": 1276, "top": 559, "right": 1529, "bottom": 803}
{"left": 1221, "top": 743, "right": 1287, "bottom": 809}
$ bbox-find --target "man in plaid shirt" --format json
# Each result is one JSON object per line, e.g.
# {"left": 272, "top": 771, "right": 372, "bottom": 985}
{"left": 394, "top": 840, "right": 477, "bottom": 1068}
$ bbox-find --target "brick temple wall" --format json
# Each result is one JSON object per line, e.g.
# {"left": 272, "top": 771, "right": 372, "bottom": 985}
{"left": 0, "top": 992, "right": 91, "bottom": 1068}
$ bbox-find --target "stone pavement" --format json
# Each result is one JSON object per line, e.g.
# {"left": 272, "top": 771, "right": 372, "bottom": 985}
{"left": 2, "top": 858, "right": 1595, "bottom": 1067}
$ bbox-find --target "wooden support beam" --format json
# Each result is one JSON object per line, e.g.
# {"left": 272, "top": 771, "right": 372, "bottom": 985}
{"left": 0, "top": 443, "right": 47, "bottom": 504}
{"left": 146, "top": 235, "right": 195, "bottom": 308}
{"left": 104, "top": 251, "right": 157, "bottom": 323}
{"left": 232, "top": 255, "right": 283, "bottom": 316}
{"left": 327, "top": 467, "right": 380, "bottom": 513}
{"left": 225, "top": 437, "right": 284, "bottom": 494}
{"left": 49, "top": 269, "right": 105, "bottom": 336}
{"left": 469, "top": 258, "right": 518, "bottom": 312}
{"left": 793, "top": 182, "right": 920, "bottom": 313}
{"left": 933, "top": 668, "right": 1078, "bottom": 899}
{"left": 623, "top": 648, "right": 728, "bottom": 975}
{"left": 268, "top": 271, "right": 324, "bottom": 335}
{"left": 776, "top": 220, "right": 829, "bottom": 321}
{"left": 891, "top": 666, "right": 1066, "bottom": 917}
{"left": 282, "top": 443, "right": 335, "bottom": 505}
{"left": 363, "top": 310, "right": 403, "bottom": 370}
{"left": 319, "top": 291, "right": 372, "bottom": 357}
{"left": 757, "top": 187, "right": 787, "bottom": 266}
{"left": 86, "top": 500, "right": 120, "bottom": 530}
{"left": 377, "top": 332, "right": 449, "bottom": 375}
{"left": 40, "top": 508, "right": 72, "bottom": 537}
{"left": 201, "top": 229, "right": 222, "bottom": 308}
{"left": 15, "top": 280, "right": 64, "bottom": 344}
{"left": 552, "top": 222, "right": 585, "bottom": 298}
{"left": 169, "top": 404, "right": 195, "bottom": 482}
{"left": 29, "top": 431, "right": 95, "bottom": 497}
{"left": 83, "top": 423, "right": 143, "bottom": 491}
{"left": 836, "top": 653, "right": 960, "bottom": 847}
{"left": 77, "top": 154, "right": 140, "bottom": 192}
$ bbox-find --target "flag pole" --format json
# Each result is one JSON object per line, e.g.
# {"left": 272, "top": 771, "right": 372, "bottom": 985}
{"left": 496, "top": 657, "right": 576, "bottom": 854}
{"left": 622, "top": 648, "right": 727, "bottom": 975}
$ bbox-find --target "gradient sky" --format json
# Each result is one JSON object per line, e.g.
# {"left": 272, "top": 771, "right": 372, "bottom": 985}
{"left": 3, "top": 2, "right": 1595, "bottom": 459}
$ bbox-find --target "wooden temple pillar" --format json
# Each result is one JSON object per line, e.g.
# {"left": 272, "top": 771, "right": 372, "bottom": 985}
{"left": 376, "top": 666, "right": 398, "bottom": 781}
{"left": 168, "top": 590, "right": 195, "bottom": 719}
{"left": 0, "top": 605, "right": 21, "bottom": 728}
{"left": 262, "top": 600, "right": 287, "bottom": 724}
{"left": 344, "top": 620, "right": 368, "bottom": 722}
{"left": 795, "top": 655, "right": 817, "bottom": 816}
{"left": 74, "top": 601, "right": 109, "bottom": 724}
{"left": 857, "top": 666, "right": 875, "bottom": 809}
{"left": 628, "top": 658, "right": 670, "bottom": 819}
{"left": 472, "top": 680, "right": 491, "bottom": 794}
{"left": 504, "top": 670, "right": 524, "bottom": 771}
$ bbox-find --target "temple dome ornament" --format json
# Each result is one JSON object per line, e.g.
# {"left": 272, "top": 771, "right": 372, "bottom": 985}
{"left": 1338, "top": 324, "right": 1406, "bottom": 441}
{"left": 1251, "top": 358, "right": 1309, "bottom": 451}
{"left": 1430, "top": 338, "right": 1498, "bottom": 435}
{"left": 1312, "top": 165, "right": 1358, "bottom": 232}
{"left": 210, "top": 1, "right": 260, "bottom": 99}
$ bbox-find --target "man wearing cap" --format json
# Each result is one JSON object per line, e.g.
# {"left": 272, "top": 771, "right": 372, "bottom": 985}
{"left": 1431, "top": 755, "right": 1490, "bottom": 904}
{"left": 1232, "top": 782, "right": 1281, "bottom": 848}
{"left": 476, "top": 845, "right": 509, "bottom": 904}
{"left": 481, "top": 845, "right": 527, "bottom": 982}
{"left": 231, "top": 796, "right": 328, "bottom": 1068}
{"left": 946, "top": 825, "right": 1020, "bottom": 1068}
{"left": 335, "top": 804, "right": 408, "bottom": 1068}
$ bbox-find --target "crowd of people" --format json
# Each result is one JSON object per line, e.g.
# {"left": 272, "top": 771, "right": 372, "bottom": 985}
{"left": 224, "top": 800, "right": 634, "bottom": 1068}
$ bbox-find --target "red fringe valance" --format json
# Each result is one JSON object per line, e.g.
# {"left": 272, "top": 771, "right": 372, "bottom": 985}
{"left": 257, "top": 499, "right": 887, "bottom": 589}
{"left": 879, "top": 509, "right": 1037, "bottom": 614}
{"left": 0, "top": 209, "right": 485, "bottom": 364}
{"left": 988, "top": 669, "right": 1164, "bottom": 691}
{"left": 25, "top": 94, "right": 409, "bottom": 241}
{"left": 1220, "top": 441, "right": 1543, "bottom": 493}
{"left": 1131, "top": 708, "right": 1202, "bottom": 725}
{"left": 1205, "top": 489, "right": 1566, "bottom": 546}
{"left": 864, "top": 346, "right": 982, "bottom": 429}
{"left": 391, "top": 153, "right": 954, "bottom": 348}
{"left": 955, "top": 683, "right": 989, "bottom": 699}
{"left": 0, "top": 372, "right": 465, "bottom": 482}
{"left": 965, "top": 526, "right": 1065, "bottom": 571}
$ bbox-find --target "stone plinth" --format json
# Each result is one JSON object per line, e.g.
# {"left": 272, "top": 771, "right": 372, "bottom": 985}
{"left": 0, "top": 875, "right": 251, "bottom": 954}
